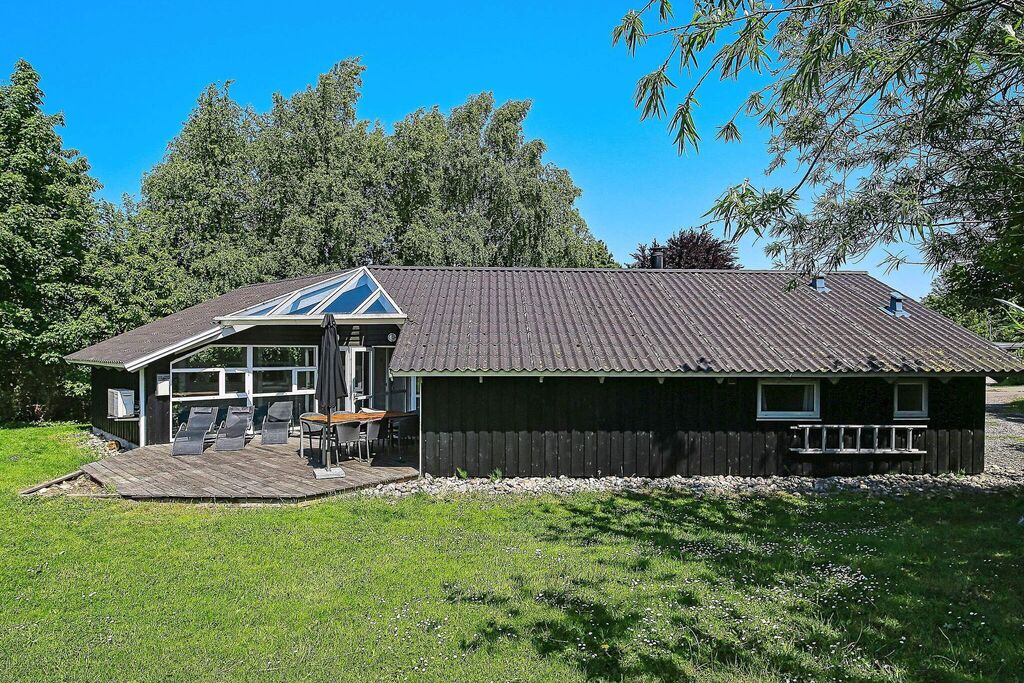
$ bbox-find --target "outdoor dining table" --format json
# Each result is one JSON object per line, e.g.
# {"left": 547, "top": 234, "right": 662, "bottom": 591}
{"left": 299, "top": 410, "right": 417, "bottom": 463}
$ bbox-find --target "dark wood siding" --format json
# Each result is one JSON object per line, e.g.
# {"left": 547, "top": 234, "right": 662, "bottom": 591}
{"left": 420, "top": 376, "right": 986, "bottom": 477}
{"left": 90, "top": 367, "right": 140, "bottom": 445}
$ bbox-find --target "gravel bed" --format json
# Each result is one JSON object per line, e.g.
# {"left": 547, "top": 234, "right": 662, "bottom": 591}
{"left": 982, "top": 385, "right": 1024, "bottom": 475}
{"left": 362, "top": 386, "right": 1024, "bottom": 499}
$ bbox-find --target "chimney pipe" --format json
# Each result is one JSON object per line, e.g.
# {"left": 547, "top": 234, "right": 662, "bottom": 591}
{"left": 651, "top": 246, "right": 665, "bottom": 270}
{"left": 885, "top": 291, "right": 910, "bottom": 317}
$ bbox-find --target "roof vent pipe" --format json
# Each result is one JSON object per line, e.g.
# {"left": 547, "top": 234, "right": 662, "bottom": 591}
{"left": 810, "top": 275, "right": 829, "bottom": 292}
{"left": 884, "top": 291, "right": 910, "bottom": 317}
{"left": 650, "top": 246, "right": 665, "bottom": 269}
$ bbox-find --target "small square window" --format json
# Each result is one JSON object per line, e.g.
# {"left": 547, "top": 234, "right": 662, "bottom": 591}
{"left": 894, "top": 381, "right": 928, "bottom": 418}
{"left": 757, "top": 380, "right": 820, "bottom": 420}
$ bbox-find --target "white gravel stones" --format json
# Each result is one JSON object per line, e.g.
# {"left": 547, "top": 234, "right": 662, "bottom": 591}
{"left": 360, "top": 469, "right": 1024, "bottom": 499}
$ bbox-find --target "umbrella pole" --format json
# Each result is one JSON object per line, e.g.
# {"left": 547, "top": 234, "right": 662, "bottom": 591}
{"left": 326, "top": 411, "right": 332, "bottom": 471}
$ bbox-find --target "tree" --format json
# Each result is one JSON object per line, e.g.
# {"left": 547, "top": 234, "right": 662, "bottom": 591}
{"left": 138, "top": 60, "right": 617, "bottom": 283}
{"left": 389, "top": 93, "right": 618, "bottom": 267}
{"left": 631, "top": 227, "right": 740, "bottom": 268}
{"left": 0, "top": 60, "right": 99, "bottom": 419}
{"left": 612, "top": 0, "right": 1024, "bottom": 274}
{"left": 140, "top": 81, "right": 265, "bottom": 302}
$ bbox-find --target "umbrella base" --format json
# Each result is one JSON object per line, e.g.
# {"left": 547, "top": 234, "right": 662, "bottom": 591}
{"left": 313, "top": 467, "right": 347, "bottom": 480}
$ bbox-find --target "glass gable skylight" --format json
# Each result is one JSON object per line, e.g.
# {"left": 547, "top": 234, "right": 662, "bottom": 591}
{"left": 286, "top": 280, "right": 342, "bottom": 315}
{"left": 229, "top": 268, "right": 403, "bottom": 320}
{"left": 323, "top": 273, "right": 376, "bottom": 314}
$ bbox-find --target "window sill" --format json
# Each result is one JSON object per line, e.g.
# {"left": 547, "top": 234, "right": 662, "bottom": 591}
{"left": 757, "top": 416, "right": 821, "bottom": 422}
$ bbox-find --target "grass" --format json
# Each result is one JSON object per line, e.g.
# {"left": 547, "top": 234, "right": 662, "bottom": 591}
{"left": 1, "top": 425, "right": 1023, "bottom": 682}
{"left": 1008, "top": 397, "right": 1024, "bottom": 415}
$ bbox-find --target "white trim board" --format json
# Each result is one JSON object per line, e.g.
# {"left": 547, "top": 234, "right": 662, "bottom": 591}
{"left": 390, "top": 370, "right": 988, "bottom": 379}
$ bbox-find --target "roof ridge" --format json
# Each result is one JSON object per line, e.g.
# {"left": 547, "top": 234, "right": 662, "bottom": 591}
{"left": 367, "top": 265, "right": 870, "bottom": 274}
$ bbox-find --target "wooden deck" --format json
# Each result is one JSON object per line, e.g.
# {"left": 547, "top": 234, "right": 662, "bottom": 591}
{"left": 81, "top": 437, "right": 419, "bottom": 501}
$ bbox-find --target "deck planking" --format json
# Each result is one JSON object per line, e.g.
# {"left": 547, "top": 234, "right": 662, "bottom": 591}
{"left": 81, "top": 437, "right": 419, "bottom": 501}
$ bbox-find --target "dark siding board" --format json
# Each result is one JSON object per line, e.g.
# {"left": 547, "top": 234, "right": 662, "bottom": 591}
{"left": 464, "top": 381, "right": 479, "bottom": 477}
{"left": 419, "top": 376, "right": 985, "bottom": 477}
{"left": 973, "top": 428, "right": 985, "bottom": 474}
{"left": 962, "top": 429, "right": 976, "bottom": 475}
{"left": 504, "top": 382, "right": 517, "bottom": 477}
{"left": 751, "top": 431, "right": 765, "bottom": 477}
{"left": 517, "top": 382, "right": 532, "bottom": 477}
{"left": 439, "top": 380, "right": 452, "bottom": 476}
{"left": 584, "top": 386, "right": 597, "bottom": 477}
{"left": 454, "top": 379, "right": 467, "bottom": 475}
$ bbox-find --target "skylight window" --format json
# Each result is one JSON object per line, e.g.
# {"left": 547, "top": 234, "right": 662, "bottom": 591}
{"left": 322, "top": 273, "right": 377, "bottom": 314}
{"left": 286, "top": 280, "right": 342, "bottom": 315}
{"left": 225, "top": 268, "right": 403, "bottom": 320}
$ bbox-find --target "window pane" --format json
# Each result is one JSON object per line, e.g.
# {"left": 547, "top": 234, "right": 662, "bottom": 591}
{"left": 172, "top": 371, "right": 220, "bottom": 397}
{"left": 254, "top": 347, "right": 314, "bottom": 367}
{"left": 362, "top": 296, "right": 397, "bottom": 314}
{"left": 254, "top": 370, "right": 292, "bottom": 393}
{"left": 286, "top": 280, "right": 343, "bottom": 315}
{"left": 176, "top": 346, "right": 246, "bottom": 369}
{"left": 761, "top": 383, "right": 813, "bottom": 413}
{"left": 896, "top": 384, "right": 924, "bottom": 413}
{"left": 296, "top": 370, "right": 315, "bottom": 390}
{"left": 224, "top": 372, "right": 246, "bottom": 394}
{"left": 323, "top": 273, "right": 377, "bottom": 314}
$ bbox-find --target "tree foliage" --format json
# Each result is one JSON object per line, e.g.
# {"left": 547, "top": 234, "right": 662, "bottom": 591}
{"left": 630, "top": 227, "right": 740, "bottom": 268}
{"left": 921, "top": 216, "right": 1024, "bottom": 342}
{"left": 614, "top": 0, "right": 1024, "bottom": 274}
{"left": 0, "top": 60, "right": 98, "bottom": 417}
{"left": 133, "top": 59, "right": 616, "bottom": 307}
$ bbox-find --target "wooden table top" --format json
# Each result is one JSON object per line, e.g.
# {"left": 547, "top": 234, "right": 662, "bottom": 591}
{"left": 300, "top": 410, "right": 416, "bottom": 424}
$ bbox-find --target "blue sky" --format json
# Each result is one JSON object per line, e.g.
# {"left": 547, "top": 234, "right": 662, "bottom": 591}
{"left": 3, "top": 0, "right": 933, "bottom": 296}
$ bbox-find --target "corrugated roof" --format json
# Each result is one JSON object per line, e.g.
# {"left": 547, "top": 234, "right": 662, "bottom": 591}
{"left": 66, "top": 265, "right": 1023, "bottom": 375}
{"left": 370, "top": 266, "right": 1023, "bottom": 375}
{"left": 65, "top": 272, "right": 343, "bottom": 366}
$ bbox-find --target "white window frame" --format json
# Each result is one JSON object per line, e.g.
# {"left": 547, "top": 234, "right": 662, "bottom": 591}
{"left": 757, "top": 379, "right": 821, "bottom": 421}
{"left": 893, "top": 380, "right": 928, "bottom": 419}
{"left": 169, "top": 344, "right": 318, "bottom": 403}
{"left": 250, "top": 345, "right": 317, "bottom": 399}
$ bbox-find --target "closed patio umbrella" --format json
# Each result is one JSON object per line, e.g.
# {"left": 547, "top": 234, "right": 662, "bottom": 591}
{"left": 314, "top": 313, "right": 348, "bottom": 476}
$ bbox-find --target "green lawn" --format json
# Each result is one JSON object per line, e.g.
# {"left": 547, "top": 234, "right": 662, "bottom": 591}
{"left": 1, "top": 425, "right": 1022, "bottom": 682}
{"left": 1009, "top": 397, "right": 1024, "bottom": 415}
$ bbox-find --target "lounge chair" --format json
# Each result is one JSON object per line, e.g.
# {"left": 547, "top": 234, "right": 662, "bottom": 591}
{"left": 171, "top": 407, "right": 218, "bottom": 455}
{"left": 261, "top": 401, "right": 292, "bottom": 445}
{"left": 213, "top": 406, "right": 252, "bottom": 451}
